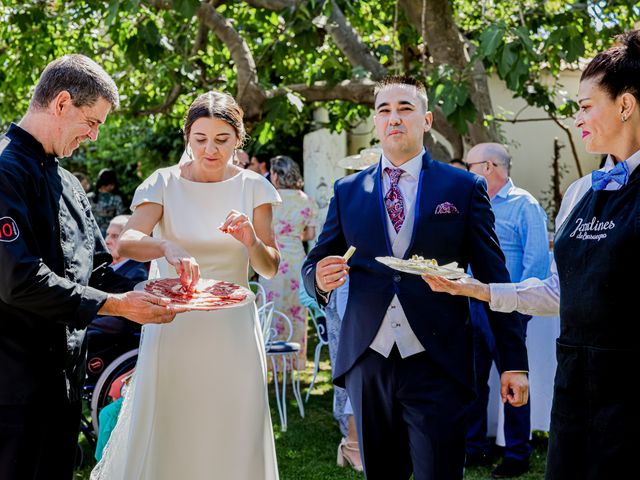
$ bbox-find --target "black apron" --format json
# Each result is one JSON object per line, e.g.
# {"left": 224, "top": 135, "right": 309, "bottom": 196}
{"left": 548, "top": 167, "right": 640, "bottom": 480}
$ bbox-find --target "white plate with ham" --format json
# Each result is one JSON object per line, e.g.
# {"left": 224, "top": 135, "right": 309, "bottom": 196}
{"left": 375, "top": 255, "right": 469, "bottom": 280}
{"left": 136, "top": 277, "right": 255, "bottom": 311}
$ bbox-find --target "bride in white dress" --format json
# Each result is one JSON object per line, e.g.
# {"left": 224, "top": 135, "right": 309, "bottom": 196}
{"left": 91, "top": 91, "right": 281, "bottom": 480}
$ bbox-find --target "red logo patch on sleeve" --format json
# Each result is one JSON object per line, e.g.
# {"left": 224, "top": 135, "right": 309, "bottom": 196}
{"left": 0, "top": 217, "right": 19, "bottom": 242}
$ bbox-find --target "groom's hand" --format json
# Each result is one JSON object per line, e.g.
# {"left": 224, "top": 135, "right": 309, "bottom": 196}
{"left": 315, "top": 256, "right": 349, "bottom": 293}
{"left": 500, "top": 371, "right": 529, "bottom": 407}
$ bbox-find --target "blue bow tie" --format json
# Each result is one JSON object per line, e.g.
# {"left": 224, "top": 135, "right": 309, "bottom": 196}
{"left": 591, "top": 161, "right": 630, "bottom": 191}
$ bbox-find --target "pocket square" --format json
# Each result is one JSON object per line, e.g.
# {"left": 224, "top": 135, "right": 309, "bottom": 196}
{"left": 434, "top": 202, "right": 459, "bottom": 215}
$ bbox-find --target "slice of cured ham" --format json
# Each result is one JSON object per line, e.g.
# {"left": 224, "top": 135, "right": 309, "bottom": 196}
{"left": 142, "top": 277, "right": 252, "bottom": 310}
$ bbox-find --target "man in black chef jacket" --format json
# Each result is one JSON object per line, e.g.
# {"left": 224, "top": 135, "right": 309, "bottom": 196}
{"left": 0, "top": 54, "right": 178, "bottom": 480}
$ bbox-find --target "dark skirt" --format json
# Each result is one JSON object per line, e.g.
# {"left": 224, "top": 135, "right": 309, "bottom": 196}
{"left": 545, "top": 341, "right": 639, "bottom": 480}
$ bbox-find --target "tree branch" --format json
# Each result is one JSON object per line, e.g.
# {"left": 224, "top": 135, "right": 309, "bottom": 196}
{"left": 146, "top": 0, "right": 172, "bottom": 9}
{"left": 399, "top": 0, "right": 499, "bottom": 144}
{"left": 191, "top": 17, "right": 209, "bottom": 56}
{"left": 317, "top": 0, "right": 387, "bottom": 80}
{"left": 268, "top": 79, "right": 376, "bottom": 105}
{"left": 549, "top": 114, "right": 583, "bottom": 177}
{"left": 190, "top": 16, "right": 211, "bottom": 85}
{"left": 136, "top": 83, "right": 182, "bottom": 115}
{"left": 496, "top": 114, "right": 583, "bottom": 177}
{"left": 242, "top": 0, "right": 303, "bottom": 10}
{"left": 197, "top": 4, "right": 267, "bottom": 118}
{"left": 431, "top": 108, "right": 464, "bottom": 159}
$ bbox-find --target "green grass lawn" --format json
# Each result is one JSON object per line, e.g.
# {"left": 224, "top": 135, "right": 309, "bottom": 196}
{"left": 75, "top": 333, "right": 547, "bottom": 479}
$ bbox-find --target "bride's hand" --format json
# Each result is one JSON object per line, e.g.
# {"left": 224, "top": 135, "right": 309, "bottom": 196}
{"left": 162, "top": 241, "right": 200, "bottom": 291}
{"left": 421, "top": 274, "right": 491, "bottom": 302}
{"left": 220, "top": 210, "right": 257, "bottom": 249}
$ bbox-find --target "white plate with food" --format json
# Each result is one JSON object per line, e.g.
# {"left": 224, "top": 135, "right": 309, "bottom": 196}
{"left": 375, "top": 255, "right": 469, "bottom": 280}
{"left": 136, "top": 277, "right": 255, "bottom": 311}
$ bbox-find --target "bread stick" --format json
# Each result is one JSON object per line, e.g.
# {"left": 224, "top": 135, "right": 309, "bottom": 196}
{"left": 343, "top": 245, "right": 356, "bottom": 262}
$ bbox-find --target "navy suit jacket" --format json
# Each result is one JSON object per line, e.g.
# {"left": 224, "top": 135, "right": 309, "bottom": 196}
{"left": 115, "top": 259, "right": 149, "bottom": 285}
{"left": 302, "top": 151, "right": 528, "bottom": 392}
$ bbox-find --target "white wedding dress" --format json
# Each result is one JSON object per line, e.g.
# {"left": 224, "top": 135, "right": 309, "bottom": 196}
{"left": 92, "top": 165, "right": 281, "bottom": 480}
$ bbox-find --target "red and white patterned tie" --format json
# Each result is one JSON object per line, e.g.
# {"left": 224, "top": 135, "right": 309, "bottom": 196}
{"left": 384, "top": 167, "right": 405, "bottom": 233}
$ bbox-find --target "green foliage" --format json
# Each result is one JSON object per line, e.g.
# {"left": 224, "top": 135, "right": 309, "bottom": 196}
{"left": 1, "top": 0, "right": 639, "bottom": 177}
{"left": 461, "top": 0, "right": 639, "bottom": 116}
{"left": 61, "top": 115, "right": 184, "bottom": 204}
{"left": 429, "top": 65, "right": 477, "bottom": 134}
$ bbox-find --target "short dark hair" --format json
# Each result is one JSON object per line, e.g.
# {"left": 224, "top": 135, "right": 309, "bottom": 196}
{"left": 31, "top": 54, "right": 119, "bottom": 110}
{"left": 374, "top": 75, "right": 428, "bottom": 111}
{"left": 581, "top": 29, "right": 640, "bottom": 102}
{"left": 95, "top": 168, "right": 118, "bottom": 190}
{"left": 253, "top": 153, "right": 270, "bottom": 170}
{"left": 184, "top": 91, "right": 246, "bottom": 146}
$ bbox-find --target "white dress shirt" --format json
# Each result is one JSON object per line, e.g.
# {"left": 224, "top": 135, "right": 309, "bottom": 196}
{"left": 489, "top": 151, "right": 640, "bottom": 315}
{"left": 369, "top": 150, "right": 426, "bottom": 358}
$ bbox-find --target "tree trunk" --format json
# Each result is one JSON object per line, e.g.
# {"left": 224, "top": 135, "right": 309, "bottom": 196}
{"left": 398, "top": 0, "right": 500, "bottom": 146}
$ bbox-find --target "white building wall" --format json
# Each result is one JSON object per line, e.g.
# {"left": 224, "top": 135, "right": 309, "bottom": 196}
{"left": 487, "top": 70, "right": 600, "bottom": 201}
{"left": 302, "top": 111, "right": 347, "bottom": 238}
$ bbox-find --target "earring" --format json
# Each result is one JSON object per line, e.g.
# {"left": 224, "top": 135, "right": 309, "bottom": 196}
{"left": 621, "top": 114, "right": 628, "bottom": 123}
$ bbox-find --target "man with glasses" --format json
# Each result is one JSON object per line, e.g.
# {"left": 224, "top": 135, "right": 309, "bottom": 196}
{"left": 464, "top": 143, "right": 549, "bottom": 478}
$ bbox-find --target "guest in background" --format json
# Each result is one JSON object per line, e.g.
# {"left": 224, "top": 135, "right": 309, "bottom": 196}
{"left": 260, "top": 155, "right": 318, "bottom": 369}
{"left": 87, "top": 215, "right": 149, "bottom": 337}
{"left": 235, "top": 148, "right": 250, "bottom": 168}
{"left": 87, "top": 216, "right": 148, "bottom": 461}
{"left": 298, "top": 273, "right": 362, "bottom": 471}
{"left": 464, "top": 143, "right": 549, "bottom": 478}
{"left": 88, "top": 168, "right": 125, "bottom": 236}
{"left": 249, "top": 153, "right": 271, "bottom": 182}
{"left": 327, "top": 279, "right": 363, "bottom": 472}
{"left": 73, "top": 171, "right": 92, "bottom": 192}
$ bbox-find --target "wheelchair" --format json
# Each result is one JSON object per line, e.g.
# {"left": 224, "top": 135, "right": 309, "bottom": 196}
{"left": 79, "top": 328, "right": 140, "bottom": 451}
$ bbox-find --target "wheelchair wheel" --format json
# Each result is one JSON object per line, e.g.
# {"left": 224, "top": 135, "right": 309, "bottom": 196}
{"left": 90, "top": 348, "right": 138, "bottom": 433}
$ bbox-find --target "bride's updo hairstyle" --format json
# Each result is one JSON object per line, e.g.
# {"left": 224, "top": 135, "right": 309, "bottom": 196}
{"left": 183, "top": 91, "right": 247, "bottom": 147}
{"left": 581, "top": 29, "right": 640, "bottom": 103}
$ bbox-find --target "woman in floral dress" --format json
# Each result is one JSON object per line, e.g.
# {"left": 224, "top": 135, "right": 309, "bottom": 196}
{"left": 260, "top": 155, "right": 318, "bottom": 370}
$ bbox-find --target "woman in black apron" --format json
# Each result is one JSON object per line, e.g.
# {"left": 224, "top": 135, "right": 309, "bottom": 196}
{"left": 423, "top": 30, "right": 640, "bottom": 479}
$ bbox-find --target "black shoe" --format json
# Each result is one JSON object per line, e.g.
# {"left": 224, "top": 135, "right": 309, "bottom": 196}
{"left": 491, "top": 458, "right": 530, "bottom": 478}
{"left": 465, "top": 452, "right": 493, "bottom": 468}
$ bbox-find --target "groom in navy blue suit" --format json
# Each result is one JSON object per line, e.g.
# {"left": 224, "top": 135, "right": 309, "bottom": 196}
{"left": 302, "top": 76, "right": 529, "bottom": 480}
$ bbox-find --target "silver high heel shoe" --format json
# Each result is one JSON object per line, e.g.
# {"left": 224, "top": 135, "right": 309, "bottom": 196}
{"left": 336, "top": 437, "right": 364, "bottom": 472}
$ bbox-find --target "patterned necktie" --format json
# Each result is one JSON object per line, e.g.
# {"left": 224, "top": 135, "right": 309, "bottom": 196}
{"left": 591, "top": 161, "right": 629, "bottom": 191}
{"left": 384, "top": 167, "right": 405, "bottom": 233}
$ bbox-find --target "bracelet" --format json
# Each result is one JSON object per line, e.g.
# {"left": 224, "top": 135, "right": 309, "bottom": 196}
{"left": 315, "top": 282, "right": 330, "bottom": 303}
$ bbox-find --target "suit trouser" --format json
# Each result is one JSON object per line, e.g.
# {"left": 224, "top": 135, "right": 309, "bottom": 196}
{"left": 345, "top": 346, "right": 469, "bottom": 480}
{"left": 467, "top": 300, "right": 532, "bottom": 462}
{"left": 0, "top": 400, "right": 81, "bottom": 480}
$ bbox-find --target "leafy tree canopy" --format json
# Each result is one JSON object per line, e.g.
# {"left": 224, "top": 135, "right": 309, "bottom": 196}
{"left": 1, "top": 0, "right": 638, "bottom": 197}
